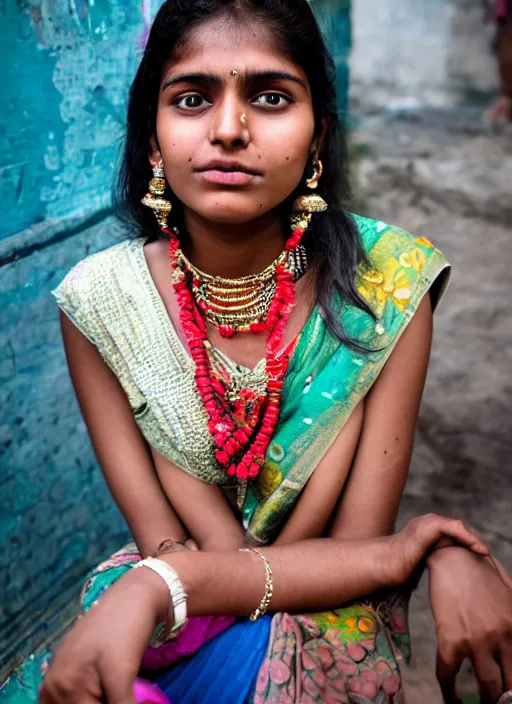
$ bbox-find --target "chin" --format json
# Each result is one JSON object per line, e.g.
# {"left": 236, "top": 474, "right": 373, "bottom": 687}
{"left": 191, "top": 197, "right": 276, "bottom": 224}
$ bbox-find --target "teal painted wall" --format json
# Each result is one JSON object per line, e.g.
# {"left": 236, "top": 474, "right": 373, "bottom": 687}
{"left": 0, "top": 0, "right": 351, "bottom": 676}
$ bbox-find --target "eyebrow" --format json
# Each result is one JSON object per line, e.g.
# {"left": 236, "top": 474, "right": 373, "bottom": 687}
{"left": 161, "top": 70, "right": 308, "bottom": 92}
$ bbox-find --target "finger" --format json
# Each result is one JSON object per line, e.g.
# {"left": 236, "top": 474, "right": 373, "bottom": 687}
{"left": 472, "top": 651, "right": 504, "bottom": 704}
{"left": 184, "top": 539, "right": 199, "bottom": 551}
{"left": 436, "top": 642, "right": 464, "bottom": 704}
{"left": 432, "top": 517, "right": 489, "bottom": 555}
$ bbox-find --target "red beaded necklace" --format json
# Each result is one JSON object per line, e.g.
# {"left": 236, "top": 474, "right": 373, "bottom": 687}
{"left": 162, "top": 224, "right": 306, "bottom": 482}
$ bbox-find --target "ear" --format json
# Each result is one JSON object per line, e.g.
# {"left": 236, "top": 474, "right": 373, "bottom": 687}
{"left": 148, "top": 134, "right": 162, "bottom": 166}
{"left": 312, "top": 116, "right": 331, "bottom": 156}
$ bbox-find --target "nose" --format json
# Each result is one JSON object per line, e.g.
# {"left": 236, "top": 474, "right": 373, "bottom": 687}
{"left": 209, "top": 94, "right": 250, "bottom": 150}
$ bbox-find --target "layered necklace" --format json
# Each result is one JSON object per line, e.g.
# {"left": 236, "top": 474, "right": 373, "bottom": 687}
{"left": 174, "top": 241, "right": 309, "bottom": 338}
{"left": 158, "top": 194, "right": 326, "bottom": 484}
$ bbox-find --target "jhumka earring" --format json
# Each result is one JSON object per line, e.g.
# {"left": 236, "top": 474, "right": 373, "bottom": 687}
{"left": 141, "top": 161, "right": 173, "bottom": 229}
{"left": 291, "top": 152, "right": 328, "bottom": 234}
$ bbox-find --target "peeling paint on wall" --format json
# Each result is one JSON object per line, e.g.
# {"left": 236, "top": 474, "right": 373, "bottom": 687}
{"left": 1, "top": 2, "right": 148, "bottom": 241}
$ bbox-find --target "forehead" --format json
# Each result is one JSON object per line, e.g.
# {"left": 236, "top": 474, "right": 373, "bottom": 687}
{"left": 165, "top": 16, "right": 309, "bottom": 86}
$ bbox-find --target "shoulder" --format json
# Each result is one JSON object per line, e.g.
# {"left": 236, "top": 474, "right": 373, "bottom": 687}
{"left": 51, "top": 239, "right": 136, "bottom": 307}
{"left": 350, "top": 213, "right": 451, "bottom": 314}
{"left": 51, "top": 238, "right": 136, "bottom": 344}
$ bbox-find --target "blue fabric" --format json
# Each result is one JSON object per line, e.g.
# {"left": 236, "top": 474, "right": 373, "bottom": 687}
{"left": 155, "top": 616, "right": 272, "bottom": 704}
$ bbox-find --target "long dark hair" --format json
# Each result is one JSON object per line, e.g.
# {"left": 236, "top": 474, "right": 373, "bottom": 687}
{"left": 117, "top": 0, "right": 375, "bottom": 348}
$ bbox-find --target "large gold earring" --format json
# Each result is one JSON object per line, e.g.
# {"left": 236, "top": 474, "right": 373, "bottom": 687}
{"left": 305, "top": 154, "right": 324, "bottom": 190}
{"left": 141, "top": 161, "right": 173, "bottom": 229}
{"left": 291, "top": 154, "right": 327, "bottom": 229}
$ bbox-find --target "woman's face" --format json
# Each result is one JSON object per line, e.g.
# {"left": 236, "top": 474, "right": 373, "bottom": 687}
{"left": 150, "top": 18, "right": 316, "bottom": 226}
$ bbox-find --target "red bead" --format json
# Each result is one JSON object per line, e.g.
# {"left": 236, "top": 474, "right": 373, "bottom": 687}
{"left": 237, "top": 463, "right": 249, "bottom": 480}
{"left": 249, "top": 462, "right": 260, "bottom": 478}
{"left": 250, "top": 322, "right": 267, "bottom": 334}
{"left": 212, "top": 378, "right": 225, "bottom": 395}
{"left": 219, "top": 325, "right": 236, "bottom": 338}
{"left": 215, "top": 450, "right": 230, "bottom": 465}
{"left": 198, "top": 299, "right": 209, "bottom": 312}
{"left": 234, "top": 428, "right": 249, "bottom": 444}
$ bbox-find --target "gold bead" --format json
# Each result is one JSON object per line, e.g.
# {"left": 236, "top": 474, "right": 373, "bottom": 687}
{"left": 149, "top": 177, "right": 166, "bottom": 196}
{"left": 292, "top": 194, "right": 328, "bottom": 214}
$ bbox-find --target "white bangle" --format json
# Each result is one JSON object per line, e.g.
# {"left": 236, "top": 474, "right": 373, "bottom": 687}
{"left": 133, "top": 557, "right": 188, "bottom": 646}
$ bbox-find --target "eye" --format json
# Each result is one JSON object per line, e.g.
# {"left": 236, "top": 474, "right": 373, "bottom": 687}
{"left": 175, "top": 94, "right": 210, "bottom": 110}
{"left": 252, "top": 93, "right": 291, "bottom": 108}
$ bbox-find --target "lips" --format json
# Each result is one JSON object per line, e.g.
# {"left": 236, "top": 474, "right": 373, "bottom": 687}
{"left": 195, "top": 160, "right": 261, "bottom": 186}
{"left": 196, "top": 159, "right": 261, "bottom": 176}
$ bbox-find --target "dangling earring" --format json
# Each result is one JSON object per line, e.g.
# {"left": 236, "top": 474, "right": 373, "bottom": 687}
{"left": 305, "top": 154, "right": 324, "bottom": 190}
{"left": 291, "top": 152, "right": 328, "bottom": 232}
{"left": 141, "top": 160, "right": 173, "bottom": 229}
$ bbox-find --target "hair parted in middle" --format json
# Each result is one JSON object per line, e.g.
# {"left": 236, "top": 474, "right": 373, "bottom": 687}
{"left": 117, "top": 0, "right": 376, "bottom": 350}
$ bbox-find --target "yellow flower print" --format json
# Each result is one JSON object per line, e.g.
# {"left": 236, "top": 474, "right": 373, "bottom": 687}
{"left": 358, "top": 257, "right": 414, "bottom": 315}
{"left": 399, "top": 248, "right": 426, "bottom": 273}
{"left": 415, "top": 236, "right": 435, "bottom": 249}
{"left": 357, "top": 616, "right": 376, "bottom": 635}
{"left": 258, "top": 460, "right": 283, "bottom": 498}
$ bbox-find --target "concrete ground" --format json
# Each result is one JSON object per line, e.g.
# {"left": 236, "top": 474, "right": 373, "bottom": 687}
{"left": 352, "top": 107, "right": 512, "bottom": 703}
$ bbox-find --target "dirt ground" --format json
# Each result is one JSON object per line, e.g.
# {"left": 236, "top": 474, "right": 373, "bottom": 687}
{"left": 352, "top": 107, "right": 512, "bottom": 703}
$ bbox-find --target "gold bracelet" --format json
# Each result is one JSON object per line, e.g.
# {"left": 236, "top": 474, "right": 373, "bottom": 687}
{"left": 239, "top": 548, "right": 274, "bottom": 621}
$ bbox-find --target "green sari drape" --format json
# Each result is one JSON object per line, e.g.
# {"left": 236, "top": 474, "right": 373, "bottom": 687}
{"left": 243, "top": 214, "right": 450, "bottom": 542}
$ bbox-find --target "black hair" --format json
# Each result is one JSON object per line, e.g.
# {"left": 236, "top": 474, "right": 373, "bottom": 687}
{"left": 117, "top": 0, "right": 375, "bottom": 348}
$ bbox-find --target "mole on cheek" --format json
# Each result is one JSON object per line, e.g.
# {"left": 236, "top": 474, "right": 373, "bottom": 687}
{"left": 286, "top": 157, "right": 290, "bottom": 161}
{"left": 384, "top": 450, "right": 388, "bottom": 455}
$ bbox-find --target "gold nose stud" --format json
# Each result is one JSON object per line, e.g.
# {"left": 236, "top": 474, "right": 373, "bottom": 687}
{"left": 231, "top": 69, "right": 238, "bottom": 76}
{"left": 240, "top": 113, "right": 248, "bottom": 127}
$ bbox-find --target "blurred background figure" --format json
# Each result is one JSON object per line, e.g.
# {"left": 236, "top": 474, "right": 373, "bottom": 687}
{"left": 488, "top": 0, "right": 512, "bottom": 121}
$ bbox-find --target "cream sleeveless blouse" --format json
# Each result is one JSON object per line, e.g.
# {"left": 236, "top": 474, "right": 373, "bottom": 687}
{"left": 51, "top": 237, "right": 263, "bottom": 485}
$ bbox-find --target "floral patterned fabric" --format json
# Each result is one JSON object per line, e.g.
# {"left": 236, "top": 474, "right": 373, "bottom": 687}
{"left": 253, "top": 596, "right": 410, "bottom": 704}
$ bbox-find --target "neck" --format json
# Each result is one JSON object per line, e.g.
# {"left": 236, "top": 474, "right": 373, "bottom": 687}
{"left": 180, "top": 208, "right": 286, "bottom": 278}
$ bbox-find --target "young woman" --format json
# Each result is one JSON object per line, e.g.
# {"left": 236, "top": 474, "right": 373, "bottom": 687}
{"left": 19, "top": 1, "right": 512, "bottom": 702}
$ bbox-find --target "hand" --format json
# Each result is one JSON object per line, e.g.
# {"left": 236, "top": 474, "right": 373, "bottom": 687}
{"left": 39, "top": 568, "right": 168, "bottom": 704}
{"left": 428, "top": 546, "right": 512, "bottom": 704}
{"left": 392, "top": 513, "right": 489, "bottom": 584}
{"left": 153, "top": 537, "right": 199, "bottom": 556}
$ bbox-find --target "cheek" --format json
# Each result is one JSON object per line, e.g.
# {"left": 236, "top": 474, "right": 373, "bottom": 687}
{"left": 156, "top": 112, "right": 199, "bottom": 173}
{"left": 263, "top": 132, "right": 312, "bottom": 194}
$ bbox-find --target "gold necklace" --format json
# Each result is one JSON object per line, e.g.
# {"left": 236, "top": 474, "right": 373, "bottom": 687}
{"left": 174, "top": 243, "right": 308, "bottom": 333}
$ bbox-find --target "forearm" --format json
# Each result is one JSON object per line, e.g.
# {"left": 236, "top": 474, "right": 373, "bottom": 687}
{"left": 159, "top": 536, "right": 398, "bottom": 619}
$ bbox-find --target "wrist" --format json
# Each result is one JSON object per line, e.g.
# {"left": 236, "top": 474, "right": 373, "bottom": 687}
{"left": 383, "top": 535, "right": 406, "bottom": 586}
{"left": 125, "top": 563, "right": 172, "bottom": 624}
{"left": 427, "top": 543, "right": 479, "bottom": 569}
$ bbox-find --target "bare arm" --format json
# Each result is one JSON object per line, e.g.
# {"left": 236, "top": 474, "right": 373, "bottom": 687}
{"left": 329, "top": 293, "right": 434, "bottom": 539}
{"left": 271, "top": 294, "right": 434, "bottom": 546}
{"left": 60, "top": 311, "right": 188, "bottom": 556}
